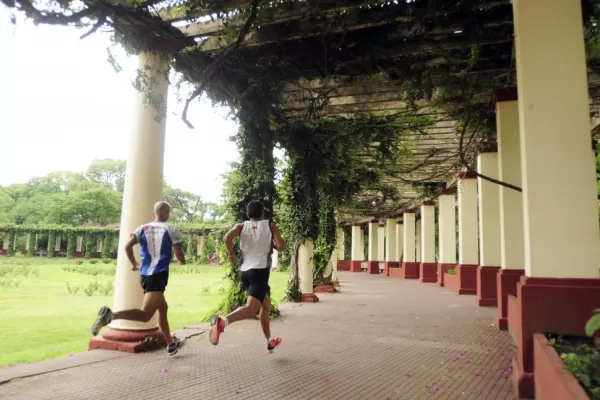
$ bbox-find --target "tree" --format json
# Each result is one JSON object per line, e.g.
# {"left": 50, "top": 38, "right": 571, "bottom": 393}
{"left": 163, "top": 185, "right": 207, "bottom": 223}
{"left": 86, "top": 159, "right": 126, "bottom": 193}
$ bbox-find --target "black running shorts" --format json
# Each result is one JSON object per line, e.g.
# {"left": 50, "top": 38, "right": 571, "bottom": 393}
{"left": 241, "top": 268, "right": 271, "bottom": 303}
{"left": 140, "top": 272, "right": 169, "bottom": 293}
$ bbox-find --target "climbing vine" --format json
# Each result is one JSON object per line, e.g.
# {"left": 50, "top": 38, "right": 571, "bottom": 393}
{"left": 66, "top": 232, "right": 76, "bottom": 259}
{"left": 102, "top": 233, "right": 113, "bottom": 259}
{"left": 7, "top": 230, "right": 15, "bottom": 257}
{"left": 47, "top": 231, "right": 56, "bottom": 258}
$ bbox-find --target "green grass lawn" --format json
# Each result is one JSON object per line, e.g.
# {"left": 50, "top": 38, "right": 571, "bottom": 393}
{"left": 0, "top": 256, "right": 288, "bottom": 368}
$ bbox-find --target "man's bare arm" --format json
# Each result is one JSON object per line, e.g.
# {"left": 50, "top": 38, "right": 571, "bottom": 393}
{"left": 173, "top": 243, "right": 186, "bottom": 264}
{"left": 270, "top": 223, "right": 285, "bottom": 252}
{"left": 225, "top": 224, "right": 243, "bottom": 257}
{"left": 124, "top": 235, "right": 139, "bottom": 270}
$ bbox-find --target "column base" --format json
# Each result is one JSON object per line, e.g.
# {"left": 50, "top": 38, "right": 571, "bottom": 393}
{"left": 456, "top": 264, "right": 478, "bottom": 295}
{"left": 419, "top": 263, "right": 438, "bottom": 283}
{"left": 73, "top": 251, "right": 84, "bottom": 258}
{"left": 337, "top": 260, "right": 351, "bottom": 271}
{"left": 88, "top": 327, "right": 165, "bottom": 353}
{"left": 313, "top": 284, "right": 335, "bottom": 293}
{"left": 0, "top": 249, "right": 7, "bottom": 255}
{"left": 350, "top": 261, "right": 362, "bottom": 272}
{"left": 477, "top": 266, "right": 501, "bottom": 307}
{"left": 367, "top": 261, "right": 380, "bottom": 274}
{"left": 301, "top": 293, "right": 320, "bottom": 302}
{"left": 508, "top": 276, "right": 600, "bottom": 399}
{"left": 495, "top": 269, "right": 525, "bottom": 331}
{"left": 383, "top": 261, "right": 399, "bottom": 277}
{"left": 401, "top": 262, "right": 419, "bottom": 279}
{"left": 437, "top": 264, "right": 455, "bottom": 287}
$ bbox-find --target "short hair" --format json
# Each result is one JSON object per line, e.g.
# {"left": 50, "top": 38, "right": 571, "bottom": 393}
{"left": 154, "top": 201, "right": 171, "bottom": 214}
{"left": 246, "top": 200, "right": 264, "bottom": 219}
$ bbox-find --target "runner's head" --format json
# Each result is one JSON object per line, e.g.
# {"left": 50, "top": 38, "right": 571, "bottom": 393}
{"left": 154, "top": 201, "right": 171, "bottom": 222}
{"left": 246, "top": 200, "right": 264, "bottom": 220}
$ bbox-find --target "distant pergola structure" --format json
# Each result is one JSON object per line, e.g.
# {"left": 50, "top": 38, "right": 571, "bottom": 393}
{"left": 5, "top": 0, "right": 600, "bottom": 397}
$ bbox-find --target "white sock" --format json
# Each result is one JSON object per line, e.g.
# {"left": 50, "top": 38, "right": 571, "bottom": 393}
{"left": 266, "top": 337, "right": 272, "bottom": 342}
{"left": 222, "top": 317, "right": 229, "bottom": 327}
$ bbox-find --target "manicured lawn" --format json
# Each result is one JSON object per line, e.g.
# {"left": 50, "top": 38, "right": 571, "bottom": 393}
{"left": 0, "top": 256, "right": 288, "bottom": 368}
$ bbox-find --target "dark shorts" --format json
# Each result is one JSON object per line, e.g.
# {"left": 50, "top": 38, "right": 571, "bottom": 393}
{"left": 241, "top": 268, "right": 271, "bottom": 303}
{"left": 140, "top": 272, "right": 169, "bottom": 294}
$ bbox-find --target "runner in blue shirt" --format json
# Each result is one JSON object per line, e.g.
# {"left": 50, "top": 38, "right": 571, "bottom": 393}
{"left": 91, "top": 201, "right": 186, "bottom": 356}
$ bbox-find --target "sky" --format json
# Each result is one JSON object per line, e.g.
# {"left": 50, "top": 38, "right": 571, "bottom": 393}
{"left": 0, "top": 8, "right": 240, "bottom": 203}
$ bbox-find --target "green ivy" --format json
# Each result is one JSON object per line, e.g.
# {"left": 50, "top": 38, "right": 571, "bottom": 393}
{"left": 66, "top": 232, "right": 76, "bottom": 259}
{"left": 343, "top": 226, "right": 351, "bottom": 260}
{"left": 7, "top": 231, "right": 16, "bottom": 257}
{"left": 313, "top": 193, "right": 336, "bottom": 284}
{"left": 102, "top": 233, "right": 113, "bottom": 259}
{"left": 185, "top": 234, "right": 196, "bottom": 262}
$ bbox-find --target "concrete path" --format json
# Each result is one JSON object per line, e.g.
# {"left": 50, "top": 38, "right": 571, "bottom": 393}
{"left": 0, "top": 272, "right": 516, "bottom": 400}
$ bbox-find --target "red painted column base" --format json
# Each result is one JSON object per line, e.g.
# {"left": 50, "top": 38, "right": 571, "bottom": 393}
{"left": 508, "top": 276, "right": 600, "bottom": 399}
{"left": 73, "top": 251, "right": 85, "bottom": 258}
{"left": 495, "top": 269, "right": 525, "bottom": 331}
{"left": 314, "top": 284, "right": 335, "bottom": 293}
{"left": 367, "top": 261, "right": 380, "bottom": 274}
{"left": 477, "top": 266, "right": 501, "bottom": 307}
{"left": 456, "top": 264, "right": 478, "bottom": 295}
{"left": 350, "top": 261, "right": 362, "bottom": 272}
{"left": 88, "top": 327, "right": 165, "bottom": 353}
{"left": 337, "top": 260, "right": 351, "bottom": 271}
{"left": 401, "top": 262, "right": 420, "bottom": 279}
{"left": 383, "top": 261, "right": 400, "bottom": 277}
{"left": 419, "top": 263, "right": 438, "bottom": 283}
{"left": 301, "top": 293, "right": 320, "bottom": 302}
{"left": 0, "top": 249, "right": 6, "bottom": 255}
{"left": 437, "top": 264, "right": 455, "bottom": 287}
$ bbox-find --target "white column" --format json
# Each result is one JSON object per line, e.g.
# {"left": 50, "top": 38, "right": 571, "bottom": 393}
{"left": 395, "top": 221, "right": 403, "bottom": 261}
{"left": 336, "top": 228, "right": 345, "bottom": 261}
{"left": 421, "top": 203, "right": 436, "bottom": 263}
{"left": 25, "top": 234, "right": 30, "bottom": 251}
{"left": 76, "top": 236, "right": 83, "bottom": 252}
{"left": 2, "top": 233, "right": 8, "bottom": 251}
{"left": 271, "top": 249, "right": 278, "bottom": 270}
{"left": 458, "top": 174, "right": 479, "bottom": 265}
{"left": 368, "top": 221, "right": 378, "bottom": 261}
{"left": 496, "top": 94, "right": 525, "bottom": 270}
{"left": 351, "top": 225, "right": 363, "bottom": 260}
{"left": 359, "top": 226, "right": 365, "bottom": 260}
{"left": 513, "top": 0, "right": 600, "bottom": 278}
{"left": 96, "top": 238, "right": 103, "bottom": 253}
{"left": 298, "top": 239, "right": 314, "bottom": 294}
{"left": 377, "top": 224, "right": 385, "bottom": 262}
{"left": 55, "top": 236, "right": 61, "bottom": 252}
{"left": 111, "top": 52, "right": 170, "bottom": 330}
{"left": 415, "top": 219, "right": 421, "bottom": 262}
{"left": 385, "top": 219, "right": 396, "bottom": 262}
{"left": 438, "top": 193, "right": 457, "bottom": 264}
{"left": 403, "top": 212, "right": 416, "bottom": 263}
{"left": 196, "top": 235, "right": 205, "bottom": 258}
{"left": 477, "top": 152, "right": 502, "bottom": 267}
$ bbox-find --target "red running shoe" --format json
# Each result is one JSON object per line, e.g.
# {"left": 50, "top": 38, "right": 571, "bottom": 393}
{"left": 209, "top": 315, "right": 225, "bottom": 346}
{"left": 267, "top": 337, "right": 282, "bottom": 354}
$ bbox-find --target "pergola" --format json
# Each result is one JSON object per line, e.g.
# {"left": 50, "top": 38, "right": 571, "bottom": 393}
{"left": 5, "top": 0, "right": 600, "bottom": 398}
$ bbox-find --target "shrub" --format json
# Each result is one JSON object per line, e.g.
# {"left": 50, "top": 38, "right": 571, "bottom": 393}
{"left": 89, "top": 259, "right": 98, "bottom": 265}
{"left": 75, "top": 260, "right": 84, "bottom": 265}
{"left": 101, "top": 258, "right": 112, "bottom": 264}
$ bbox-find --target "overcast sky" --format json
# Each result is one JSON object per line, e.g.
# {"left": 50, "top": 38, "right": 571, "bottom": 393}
{"left": 0, "top": 8, "right": 239, "bottom": 203}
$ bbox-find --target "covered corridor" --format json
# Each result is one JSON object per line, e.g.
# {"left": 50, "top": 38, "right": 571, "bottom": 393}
{"left": 0, "top": 272, "right": 515, "bottom": 400}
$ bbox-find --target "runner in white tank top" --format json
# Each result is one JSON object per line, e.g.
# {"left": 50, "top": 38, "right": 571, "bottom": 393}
{"left": 210, "top": 200, "right": 286, "bottom": 353}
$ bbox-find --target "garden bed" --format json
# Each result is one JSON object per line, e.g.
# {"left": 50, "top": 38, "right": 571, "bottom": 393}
{"left": 535, "top": 333, "right": 599, "bottom": 400}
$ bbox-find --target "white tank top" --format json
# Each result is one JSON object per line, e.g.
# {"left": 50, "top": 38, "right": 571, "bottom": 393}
{"left": 239, "top": 220, "right": 273, "bottom": 272}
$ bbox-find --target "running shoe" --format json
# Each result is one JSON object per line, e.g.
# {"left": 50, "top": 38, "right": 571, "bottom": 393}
{"left": 267, "top": 337, "right": 282, "bottom": 354}
{"left": 209, "top": 314, "right": 225, "bottom": 346}
{"left": 167, "top": 336, "right": 185, "bottom": 356}
{"left": 91, "top": 306, "right": 113, "bottom": 336}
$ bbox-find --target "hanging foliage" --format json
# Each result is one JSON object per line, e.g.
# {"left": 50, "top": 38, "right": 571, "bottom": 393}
{"left": 102, "top": 233, "right": 113, "bottom": 259}
{"left": 47, "top": 231, "right": 56, "bottom": 258}
{"left": 66, "top": 232, "right": 76, "bottom": 259}
{"left": 7, "top": 231, "right": 16, "bottom": 257}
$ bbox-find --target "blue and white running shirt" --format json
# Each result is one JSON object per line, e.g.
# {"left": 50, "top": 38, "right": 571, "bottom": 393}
{"left": 132, "top": 222, "right": 182, "bottom": 276}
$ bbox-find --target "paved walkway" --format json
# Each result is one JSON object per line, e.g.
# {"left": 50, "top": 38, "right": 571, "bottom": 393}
{"left": 0, "top": 272, "right": 516, "bottom": 400}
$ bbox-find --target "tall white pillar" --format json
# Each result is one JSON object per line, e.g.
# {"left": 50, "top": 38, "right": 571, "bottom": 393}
{"left": 351, "top": 225, "right": 363, "bottom": 260}
{"left": 385, "top": 219, "right": 396, "bottom": 262}
{"left": 420, "top": 203, "right": 436, "bottom": 263}
{"left": 403, "top": 212, "right": 416, "bottom": 263}
{"left": 457, "top": 174, "right": 479, "bottom": 265}
{"left": 55, "top": 236, "right": 61, "bottom": 252}
{"left": 196, "top": 235, "right": 205, "bottom": 259}
{"left": 271, "top": 250, "right": 278, "bottom": 270}
{"left": 298, "top": 239, "right": 317, "bottom": 301}
{"left": 367, "top": 221, "right": 378, "bottom": 261}
{"left": 477, "top": 152, "right": 501, "bottom": 267}
{"left": 395, "top": 221, "right": 403, "bottom": 261}
{"left": 377, "top": 224, "right": 385, "bottom": 267}
{"left": 514, "top": 0, "right": 600, "bottom": 278}
{"left": 336, "top": 228, "right": 345, "bottom": 261}
{"left": 76, "top": 236, "right": 83, "bottom": 252}
{"left": 415, "top": 219, "right": 421, "bottom": 262}
{"left": 110, "top": 52, "right": 170, "bottom": 331}
{"left": 96, "top": 238, "right": 103, "bottom": 253}
{"left": 496, "top": 93, "right": 525, "bottom": 270}
{"left": 438, "top": 192, "right": 457, "bottom": 265}
{"left": 25, "top": 234, "right": 31, "bottom": 251}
